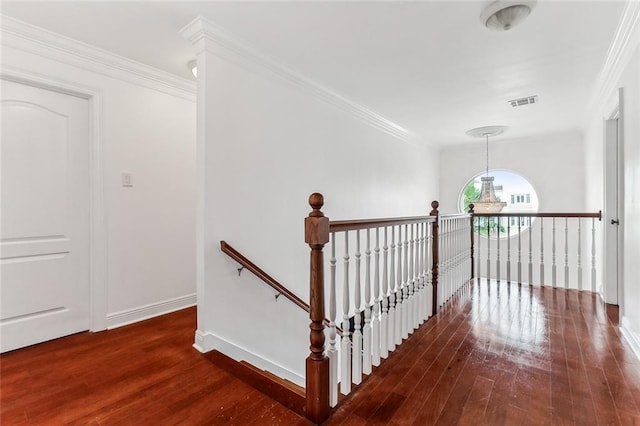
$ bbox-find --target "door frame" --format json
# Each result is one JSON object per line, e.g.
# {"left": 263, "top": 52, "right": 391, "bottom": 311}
{"left": 1, "top": 66, "right": 108, "bottom": 332}
{"left": 602, "top": 88, "right": 624, "bottom": 310}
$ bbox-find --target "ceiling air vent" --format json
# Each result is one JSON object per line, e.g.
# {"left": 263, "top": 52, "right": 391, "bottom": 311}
{"left": 508, "top": 95, "right": 538, "bottom": 107}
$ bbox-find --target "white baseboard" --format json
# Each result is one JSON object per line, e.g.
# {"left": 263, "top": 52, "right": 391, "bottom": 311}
{"left": 106, "top": 293, "right": 196, "bottom": 329}
{"left": 193, "top": 330, "right": 304, "bottom": 388}
{"left": 620, "top": 316, "right": 640, "bottom": 363}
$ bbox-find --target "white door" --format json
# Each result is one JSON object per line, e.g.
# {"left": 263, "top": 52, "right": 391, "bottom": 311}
{"left": 603, "top": 116, "right": 620, "bottom": 305}
{"left": 1, "top": 79, "right": 90, "bottom": 352}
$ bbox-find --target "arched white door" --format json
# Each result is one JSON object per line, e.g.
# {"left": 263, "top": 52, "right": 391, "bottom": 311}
{"left": 1, "top": 79, "right": 90, "bottom": 352}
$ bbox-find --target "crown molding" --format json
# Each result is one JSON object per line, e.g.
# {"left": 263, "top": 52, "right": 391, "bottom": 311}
{"left": 583, "top": 1, "right": 640, "bottom": 124}
{"left": 1, "top": 14, "right": 196, "bottom": 102}
{"left": 180, "top": 16, "right": 422, "bottom": 144}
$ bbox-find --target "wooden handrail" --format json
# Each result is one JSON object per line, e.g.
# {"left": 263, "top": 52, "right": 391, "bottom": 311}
{"left": 219, "top": 241, "right": 340, "bottom": 333}
{"left": 472, "top": 211, "right": 602, "bottom": 219}
{"left": 330, "top": 215, "right": 435, "bottom": 232}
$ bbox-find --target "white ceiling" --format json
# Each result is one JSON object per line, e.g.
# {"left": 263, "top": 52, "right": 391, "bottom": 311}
{"left": 1, "top": 1, "right": 627, "bottom": 146}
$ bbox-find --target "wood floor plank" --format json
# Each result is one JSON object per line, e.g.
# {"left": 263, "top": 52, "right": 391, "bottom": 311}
{"left": 2, "top": 280, "right": 639, "bottom": 425}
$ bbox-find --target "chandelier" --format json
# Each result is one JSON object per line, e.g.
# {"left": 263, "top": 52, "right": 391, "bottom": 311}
{"left": 466, "top": 126, "right": 508, "bottom": 214}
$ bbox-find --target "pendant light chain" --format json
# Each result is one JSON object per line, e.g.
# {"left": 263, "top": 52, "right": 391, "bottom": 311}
{"left": 485, "top": 134, "right": 489, "bottom": 178}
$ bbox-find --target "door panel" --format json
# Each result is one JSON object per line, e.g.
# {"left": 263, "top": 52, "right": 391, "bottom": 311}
{"left": 603, "top": 117, "right": 619, "bottom": 305}
{"left": 1, "top": 79, "right": 90, "bottom": 352}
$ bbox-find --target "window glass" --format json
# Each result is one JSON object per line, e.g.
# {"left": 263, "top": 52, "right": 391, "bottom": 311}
{"left": 459, "top": 170, "right": 539, "bottom": 238}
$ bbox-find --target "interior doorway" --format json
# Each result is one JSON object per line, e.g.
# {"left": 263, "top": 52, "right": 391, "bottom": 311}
{"left": 603, "top": 88, "right": 623, "bottom": 307}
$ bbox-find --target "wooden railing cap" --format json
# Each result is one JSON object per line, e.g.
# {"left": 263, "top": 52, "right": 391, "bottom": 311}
{"left": 308, "top": 193, "right": 325, "bottom": 218}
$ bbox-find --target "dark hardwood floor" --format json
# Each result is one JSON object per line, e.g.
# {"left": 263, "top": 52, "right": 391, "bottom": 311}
{"left": 2, "top": 279, "right": 639, "bottom": 425}
{"left": 327, "top": 279, "right": 640, "bottom": 425}
{"left": 0, "top": 307, "right": 311, "bottom": 425}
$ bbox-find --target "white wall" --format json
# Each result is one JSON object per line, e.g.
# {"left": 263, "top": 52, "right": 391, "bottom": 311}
{"left": 584, "top": 13, "right": 640, "bottom": 360}
{"left": 439, "top": 132, "right": 595, "bottom": 289}
{"left": 186, "top": 19, "right": 439, "bottom": 385}
{"left": 439, "top": 131, "right": 586, "bottom": 214}
{"left": 1, "top": 18, "right": 197, "bottom": 330}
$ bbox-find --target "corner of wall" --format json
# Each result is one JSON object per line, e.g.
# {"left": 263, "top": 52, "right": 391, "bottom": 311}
{"left": 193, "top": 329, "right": 305, "bottom": 387}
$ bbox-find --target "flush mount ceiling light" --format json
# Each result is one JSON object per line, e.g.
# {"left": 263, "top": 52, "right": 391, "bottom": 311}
{"left": 480, "top": 1, "right": 537, "bottom": 31}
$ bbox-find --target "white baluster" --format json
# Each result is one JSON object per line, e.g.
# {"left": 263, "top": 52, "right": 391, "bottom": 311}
{"left": 427, "top": 222, "right": 433, "bottom": 318}
{"left": 487, "top": 217, "right": 492, "bottom": 281}
{"left": 404, "top": 224, "right": 410, "bottom": 338}
{"left": 396, "top": 225, "right": 403, "bottom": 345}
{"left": 528, "top": 217, "right": 533, "bottom": 285}
{"left": 577, "top": 219, "right": 582, "bottom": 290}
{"left": 408, "top": 223, "right": 415, "bottom": 333}
{"left": 341, "top": 232, "right": 351, "bottom": 395}
{"left": 352, "top": 230, "right": 362, "bottom": 385}
{"left": 372, "top": 228, "right": 381, "bottom": 367}
{"left": 362, "top": 229, "right": 372, "bottom": 375}
{"left": 381, "top": 227, "right": 389, "bottom": 358}
{"left": 552, "top": 218, "right": 557, "bottom": 287}
{"left": 591, "top": 218, "right": 596, "bottom": 292}
{"left": 506, "top": 219, "right": 511, "bottom": 283}
{"left": 517, "top": 219, "right": 522, "bottom": 284}
{"left": 388, "top": 226, "right": 396, "bottom": 352}
{"left": 477, "top": 218, "right": 482, "bottom": 279}
{"left": 540, "top": 218, "right": 545, "bottom": 286}
{"left": 328, "top": 233, "right": 338, "bottom": 407}
{"left": 564, "top": 217, "right": 569, "bottom": 288}
{"left": 417, "top": 221, "right": 423, "bottom": 324}
{"left": 496, "top": 217, "right": 501, "bottom": 282}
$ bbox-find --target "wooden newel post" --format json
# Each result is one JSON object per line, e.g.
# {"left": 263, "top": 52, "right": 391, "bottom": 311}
{"left": 469, "top": 204, "right": 475, "bottom": 280}
{"left": 430, "top": 201, "right": 439, "bottom": 315}
{"left": 304, "top": 193, "right": 330, "bottom": 424}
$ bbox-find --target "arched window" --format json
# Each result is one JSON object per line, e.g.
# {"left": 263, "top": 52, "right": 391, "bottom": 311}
{"left": 459, "top": 170, "right": 539, "bottom": 238}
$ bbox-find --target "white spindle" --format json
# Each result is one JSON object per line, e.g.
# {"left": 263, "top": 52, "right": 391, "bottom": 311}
{"left": 427, "top": 222, "right": 433, "bottom": 318}
{"left": 363, "top": 230, "right": 372, "bottom": 375}
{"left": 328, "top": 233, "right": 338, "bottom": 407}
{"left": 517, "top": 219, "right": 522, "bottom": 284}
{"left": 396, "top": 225, "right": 403, "bottom": 345}
{"left": 591, "top": 218, "right": 596, "bottom": 292}
{"left": 341, "top": 232, "right": 351, "bottom": 395}
{"left": 381, "top": 227, "right": 389, "bottom": 358}
{"left": 552, "top": 218, "right": 557, "bottom": 287}
{"left": 540, "top": 218, "right": 545, "bottom": 286}
{"left": 564, "top": 217, "right": 569, "bottom": 288}
{"left": 388, "top": 227, "right": 396, "bottom": 352}
{"left": 352, "top": 231, "right": 362, "bottom": 385}
{"left": 507, "top": 219, "right": 511, "bottom": 282}
{"left": 402, "top": 225, "right": 413, "bottom": 339}
{"left": 407, "top": 224, "right": 414, "bottom": 334}
{"left": 496, "top": 218, "right": 501, "bottom": 282}
{"left": 418, "top": 222, "right": 425, "bottom": 323}
{"left": 487, "top": 218, "right": 492, "bottom": 281}
{"left": 577, "top": 219, "right": 583, "bottom": 290}
{"left": 528, "top": 217, "right": 533, "bottom": 285}
{"left": 477, "top": 219, "right": 481, "bottom": 279}
{"left": 372, "top": 228, "right": 381, "bottom": 367}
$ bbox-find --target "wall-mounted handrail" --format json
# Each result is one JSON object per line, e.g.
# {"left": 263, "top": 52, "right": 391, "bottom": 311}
{"left": 220, "top": 241, "right": 339, "bottom": 332}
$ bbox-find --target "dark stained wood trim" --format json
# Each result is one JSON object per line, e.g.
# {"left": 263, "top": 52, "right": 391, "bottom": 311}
{"left": 330, "top": 216, "right": 435, "bottom": 232}
{"left": 430, "top": 201, "right": 439, "bottom": 315}
{"left": 305, "top": 193, "right": 331, "bottom": 424}
{"left": 221, "top": 240, "right": 308, "bottom": 311}
{"left": 472, "top": 212, "right": 602, "bottom": 219}
{"left": 219, "top": 241, "right": 340, "bottom": 334}
{"left": 204, "top": 350, "right": 306, "bottom": 418}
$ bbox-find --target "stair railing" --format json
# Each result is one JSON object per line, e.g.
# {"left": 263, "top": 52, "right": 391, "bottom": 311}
{"left": 305, "top": 194, "right": 451, "bottom": 423}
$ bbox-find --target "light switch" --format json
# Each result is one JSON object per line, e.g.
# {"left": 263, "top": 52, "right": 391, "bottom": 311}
{"left": 122, "top": 172, "right": 133, "bottom": 187}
